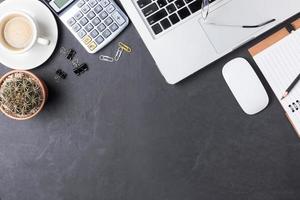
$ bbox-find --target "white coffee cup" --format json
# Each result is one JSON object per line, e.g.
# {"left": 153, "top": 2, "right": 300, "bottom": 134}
{"left": 0, "top": 11, "right": 50, "bottom": 54}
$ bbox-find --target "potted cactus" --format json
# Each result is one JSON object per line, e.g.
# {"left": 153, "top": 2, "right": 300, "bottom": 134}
{"left": 0, "top": 70, "right": 47, "bottom": 120}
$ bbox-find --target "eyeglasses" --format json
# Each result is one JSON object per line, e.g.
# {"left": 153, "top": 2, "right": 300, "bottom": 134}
{"left": 201, "top": 0, "right": 210, "bottom": 20}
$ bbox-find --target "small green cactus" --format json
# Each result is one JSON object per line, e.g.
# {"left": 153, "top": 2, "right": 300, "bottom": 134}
{"left": 0, "top": 72, "right": 43, "bottom": 118}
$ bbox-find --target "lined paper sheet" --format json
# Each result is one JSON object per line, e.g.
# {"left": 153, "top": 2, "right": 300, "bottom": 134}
{"left": 254, "top": 29, "right": 300, "bottom": 133}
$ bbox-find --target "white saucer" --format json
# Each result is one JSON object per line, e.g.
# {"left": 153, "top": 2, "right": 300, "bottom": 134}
{"left": 0, "top": 0, "right": 58, "bottom": 70}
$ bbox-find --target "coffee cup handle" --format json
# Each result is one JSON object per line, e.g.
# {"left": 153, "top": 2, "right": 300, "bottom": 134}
{"left": 37, "top": 37, "right": 50, "bottom": 46}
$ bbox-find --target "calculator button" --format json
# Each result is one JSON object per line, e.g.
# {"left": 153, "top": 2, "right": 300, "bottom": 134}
{"left": 77, "top": 0, "right": 85, "bottom": 8}
{"left": 99, "top": 11, "right": 108, "bottom": 20}
{"left": 102, "top": 29, "right": 111, "bottom": 38}
{"left": 97, "top": 23, "right": 106, "bottom": 32}
{"left": 77, "top": 29, "right": 87, "bottom": 38}
{"left": 90, "top": 29, "right": 99, "bottom": 38}
{"left": 83, "top": 35, "right": 92, "bottom": 44}
{"left": 106, "top": 4, "right": 115, "bottom": 13}
{"left": 74, "top": 11, "right": 83, "bottom": 20}
{"left": 109, "top": 23, "right": 118, "bottom": 32}
{"left": 88, "top": 0, "right": 98, "bottom": 7}
{"left": 67, "top": 17, "right": 76, "bottom": 26}
{"left": 92, "top": 17, "right": 101, "bottom": 26}
{"left": 88, "top": 42, "right": 97, "bottom": 51}
{"left": 100, "top": 0, "right": 110, "bottom": 7}
{"left": 104, "top": 17, "right": 113, "bottom": 26}
{"left": 79, "top": 17, "right": 88, "bottom": 26}
{"left": 95, "top": 35, "right": 104, "bottom": 44}
{"left": 72, "top": 23, "right": 81, "bottom": 32}
{"left": 81, "top": 5, "right": 91, "bottom": 13}
{"left": 84, "top": 23, "right": 94, "bottom": 32}
{"left": 94, "top": 5, "right": 103, "bottom": 13}
{"left": 87, "top": 11, "right": 96, "bottom": 19}
{"left": 111, "top": 11, "right": 126, "bottom": 25}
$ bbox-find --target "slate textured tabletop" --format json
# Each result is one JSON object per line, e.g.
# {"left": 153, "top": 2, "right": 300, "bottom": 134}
{"left": 0, "top": 1, "right": 300, "bottom": 199}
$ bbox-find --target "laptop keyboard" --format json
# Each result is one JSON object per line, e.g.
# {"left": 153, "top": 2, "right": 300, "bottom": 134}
{"left": 136, "top": 0, "right": 216, "bottom": 35}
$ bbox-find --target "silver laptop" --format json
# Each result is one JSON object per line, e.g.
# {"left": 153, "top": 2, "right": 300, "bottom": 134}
{"left": 120, "top": 0, "right": 300, "bottom": 84}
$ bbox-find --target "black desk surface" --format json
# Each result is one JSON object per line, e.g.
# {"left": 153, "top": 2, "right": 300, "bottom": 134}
{"left": 0, "top": 5, "right": 300, "bottom": 199}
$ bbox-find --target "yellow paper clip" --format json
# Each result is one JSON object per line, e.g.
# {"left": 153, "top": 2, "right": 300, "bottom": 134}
{"left": 118, "top": 42, "right": 132, "bottom": 53}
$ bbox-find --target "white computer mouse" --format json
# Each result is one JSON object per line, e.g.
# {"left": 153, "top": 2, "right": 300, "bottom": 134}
{"left": 222, "top": 57, "right": 269, "bottom": 115}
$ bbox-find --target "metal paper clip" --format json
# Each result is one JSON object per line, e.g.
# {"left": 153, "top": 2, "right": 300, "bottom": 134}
{"left": 54, "top": 69, "right": 67, "bottom": 82}
{"left": 72, "top": 58, "right": 79, "bottom": 67}
{"left": 73, "top": 63, "right": 88, "bottom": 76}
{"left": 60, "top": 47, "right": 67, "bottom": 54}
{"left": 118, "top": 42, "right": 132, "bottom": 53}
{"left": 99, "top": 55, "right": 114, "bottom": 62}
{"left": 114, "top": 47, "right": 124, "bottom": 61}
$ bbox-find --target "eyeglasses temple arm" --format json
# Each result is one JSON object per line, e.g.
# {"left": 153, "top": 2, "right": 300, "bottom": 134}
{"left": 242, "top": 18, "right": 276, "bottom": 28}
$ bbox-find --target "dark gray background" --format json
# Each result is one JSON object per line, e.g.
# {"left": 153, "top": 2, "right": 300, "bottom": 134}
{"left": 0, "top": 0, "right": 300, "bottom": 199}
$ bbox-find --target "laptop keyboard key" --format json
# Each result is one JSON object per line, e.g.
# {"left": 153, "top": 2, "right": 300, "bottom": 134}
{"left": 147, "top": 9, "right": 167, "bottom": 25}
{"left": 174, "top": 0, "right": 185, "bottom": 9}
{"left": 184, "top": 0, "right": 194, "bottom": 4}
{"left": 188, "top": 0, "right": 202, "bottom": 13}
{"left": 151, "top": 23, "right": 163, "bottom": 35}
{"left": 166, "top": 4, "right": 176, "bottom": 14}
{"left": 157, "top": 0, "right": 167, "bottom": 7}
{"left": 177, "top": 7, "right": 190, "bottom": 19}
{"left": 142, "top": 3, "right": 159, "bottom": 17}
{"left": 137, "top": 0, "right": 152, "bottom": 8}
{"left": 169, "top": 13, "right": 180, "bottom": 24}
{"left": 160, "top": 18, "right": 171, "bottom": 30}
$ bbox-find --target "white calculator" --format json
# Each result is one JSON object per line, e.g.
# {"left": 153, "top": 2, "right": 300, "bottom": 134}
{"left": 42, "top": 0, "right": 129, "bottom": 53}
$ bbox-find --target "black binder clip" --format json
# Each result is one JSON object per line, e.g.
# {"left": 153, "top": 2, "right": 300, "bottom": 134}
{"left": 54, "top": 69, "right": 67, "bottom": 82}
{"left": 73, "top": 63, "right": 88, "bottom": 76}
{"left": 66, "top": 49, "right": 76, "bottom": 60}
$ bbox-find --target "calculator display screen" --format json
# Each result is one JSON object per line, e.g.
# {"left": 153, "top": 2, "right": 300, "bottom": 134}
{"left": 54, "top": 0, "right": 71, "bottom": 8}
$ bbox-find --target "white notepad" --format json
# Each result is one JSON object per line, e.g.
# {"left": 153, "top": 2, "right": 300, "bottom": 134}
{"left": 253, "top": 29, "right": 300, "bottom": 134}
